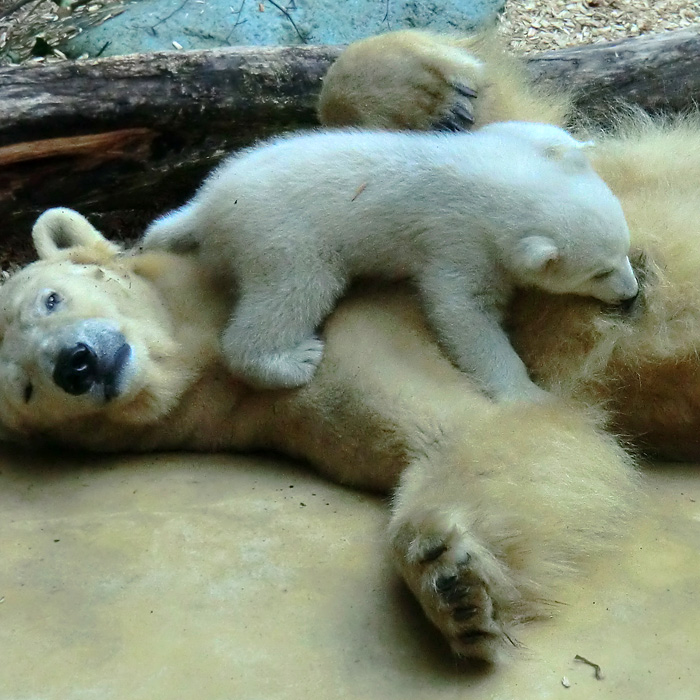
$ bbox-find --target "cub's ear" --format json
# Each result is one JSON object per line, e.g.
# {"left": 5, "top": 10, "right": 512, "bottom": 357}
{"left": 32, "top": 208, "right": 121, "bottom": 261}
{"left": 512, "top": 235, "right": 560, "bottom": 273}
{"left": 544, "top": 139, "right": 595, "bottom": 172}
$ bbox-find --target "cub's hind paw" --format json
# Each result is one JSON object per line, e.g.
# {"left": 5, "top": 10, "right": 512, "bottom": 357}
{"left": 225, "top": 336, "right": 325, "bottom": 390}
{"left": 391, "top": 512, "right": 518, "bottom": 661}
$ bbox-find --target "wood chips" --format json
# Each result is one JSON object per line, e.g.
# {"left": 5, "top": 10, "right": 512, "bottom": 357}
{"left": 498, "top": 0, "right": 698, "bottom": 52}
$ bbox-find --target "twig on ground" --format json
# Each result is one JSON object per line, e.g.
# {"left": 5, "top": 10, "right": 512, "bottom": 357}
{"left": 266, "top": 0, "right": 306, "bottom": 43}
{"left": 149, "top": 0, "right": 190, "bottom": 36}
{"left": 225, "top": 0, "right": 246, "bottom": 42}
{"left": 574, "top": 654, "right": 603, "bottom": 680}
{"left": 381, "top": 0, "right": 391, "bottom": 30}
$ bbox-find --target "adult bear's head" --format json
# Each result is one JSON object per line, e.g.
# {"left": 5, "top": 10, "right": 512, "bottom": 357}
{"left": 0, "top": 208, "right": 222, "bottom": 445}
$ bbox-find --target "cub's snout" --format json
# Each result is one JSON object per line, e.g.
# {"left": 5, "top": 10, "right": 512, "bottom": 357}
{"left": 617, "top": 289, "right": 640, "bottom": 313}
{"left": 589, "top": 257, "right": 639, "bottom": 305}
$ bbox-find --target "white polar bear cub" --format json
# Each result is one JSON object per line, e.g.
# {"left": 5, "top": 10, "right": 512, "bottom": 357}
{"left": 143, "top": 122, "right": 638, "bottom": 400}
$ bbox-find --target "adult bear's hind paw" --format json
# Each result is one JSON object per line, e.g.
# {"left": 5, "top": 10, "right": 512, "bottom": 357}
{"left": 390, "top": 510, "right": 519, "bottom": 662}
{"left": 318, "top": 30, "right": 485, "bottom": 131}
{"left": 432, "top": 82, "right": 477, "bottom": 131}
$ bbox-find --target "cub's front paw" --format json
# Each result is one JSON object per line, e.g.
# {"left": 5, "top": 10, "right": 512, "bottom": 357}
{"left": 391, "top": 510, "right": 518, "bottom": 662}
{"left": 225, "top": 337, "right": 325, "bottom": 390}
{"left": 319, "top": 30, "right": 483, "bottom": 131}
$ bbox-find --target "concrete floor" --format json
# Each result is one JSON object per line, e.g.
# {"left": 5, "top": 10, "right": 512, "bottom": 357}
{"left": 1, "top": 448, "right": 698, "bottom": 700}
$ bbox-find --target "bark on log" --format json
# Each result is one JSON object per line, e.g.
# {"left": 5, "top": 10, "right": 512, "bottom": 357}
{"left": 0, "top": 45, "right": 342, "bottom": 245}
{"left": 0, "top": 28, "right": 698, "bottom": 251}
{"left": 529, "top": 28, "right": 700, "bottom": 117}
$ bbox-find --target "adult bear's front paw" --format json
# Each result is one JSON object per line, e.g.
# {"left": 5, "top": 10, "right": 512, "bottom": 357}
{"left": 318, "top": 30, "right": 484, "bottom": 131}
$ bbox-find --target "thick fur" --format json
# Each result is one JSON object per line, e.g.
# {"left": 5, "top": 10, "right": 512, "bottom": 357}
{"left": 143, "top": 122, "right": 637, "bottom": 400}
{"left": 4, "top": 29, "right": 700, "bottom": 661}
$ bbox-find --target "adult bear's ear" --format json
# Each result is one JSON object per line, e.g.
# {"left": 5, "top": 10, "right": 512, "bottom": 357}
{"left": 32, "top": 208, "right": 121, "bottom": 261}
{"left": 512, "top": 235, "right": 560, "bottom": 273}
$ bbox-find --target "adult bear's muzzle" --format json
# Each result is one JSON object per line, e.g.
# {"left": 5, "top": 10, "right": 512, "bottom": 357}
{"left": 51, "top": 322, "right": 131, "bottom": 401}
{"left": 53, "top": 342, "right": 98, "bottom": 395}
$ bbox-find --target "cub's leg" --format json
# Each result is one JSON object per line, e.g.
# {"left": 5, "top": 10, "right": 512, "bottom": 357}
{"left": 417, "top": 263, "right": 546, "bottom": 401}
{"left": 390, "top": 400, "right": 639, "bottom": 661}
{"left": 318, "top": 29, "right": 571, "bottom": 131}
{"left": 222, "top": 263, "right": 346, "bottom": 389}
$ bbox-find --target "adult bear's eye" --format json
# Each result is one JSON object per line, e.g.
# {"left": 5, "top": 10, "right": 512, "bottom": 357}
{"left": 44, "top": 292, "right": 61, "bottom": 312}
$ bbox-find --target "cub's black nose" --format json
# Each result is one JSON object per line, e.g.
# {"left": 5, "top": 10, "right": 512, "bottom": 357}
{"left": 619, "top": 290, "right": 640, "bottom": 313}
{"left": 53, "top": 342, "right": 98, "bottom": 395}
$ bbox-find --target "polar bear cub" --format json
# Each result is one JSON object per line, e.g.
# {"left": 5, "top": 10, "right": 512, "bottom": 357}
{"left": 143, "top": 122, "right": 638, "bottom": 400}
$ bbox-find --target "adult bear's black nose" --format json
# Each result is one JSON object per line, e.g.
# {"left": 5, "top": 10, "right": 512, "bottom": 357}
{"left": 53, "top": 342, "right": 98, "bottom": 395}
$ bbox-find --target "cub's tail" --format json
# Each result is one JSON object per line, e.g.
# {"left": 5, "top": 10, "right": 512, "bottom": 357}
{"left": 141, "top": 204, "right": 200, "bottom": 254}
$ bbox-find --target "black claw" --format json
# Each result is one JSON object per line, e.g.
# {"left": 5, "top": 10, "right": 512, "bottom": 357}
{"left": 453, "top": 606, "right": 479, "bottom": 622}
{"left": 421, "top": 543, "right": 448, "bottom": 563}
{"left": 433, "top": 116, "right": 465, "bottom": 133}
{"left": 435, "top": 574, "right": 458, "bottom": 592}
{"left": 503, "top": 631, "right": 523, "bottom": 648}
{"left": 443, "top": 585, "right": 471, "bottom": 604}
{"left": 451, "top": 102, "right": 475, "bottom": 125}
{"left": 458, "top": 630, "right": 495, "bottom": 644}
{"left": 453, "top": 83, "right": 478, "bottom": 99}
{"left": 457, "top": 553, "right": 471, "bottom": 567}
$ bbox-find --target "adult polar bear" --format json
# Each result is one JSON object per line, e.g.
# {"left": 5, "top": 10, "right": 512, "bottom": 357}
{"left": 1, "top": 28, "right": 699, "bottom": 662}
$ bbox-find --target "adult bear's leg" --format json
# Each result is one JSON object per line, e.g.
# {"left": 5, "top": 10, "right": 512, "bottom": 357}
{"left": 318, "top": 29, "right": 572, "bottom": 132}
{"left": 389, "top": 399, "right": 639, "bottom": 662}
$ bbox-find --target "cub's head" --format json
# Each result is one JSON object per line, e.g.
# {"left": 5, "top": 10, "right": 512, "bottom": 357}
{"left": 492, "top": 124, "right": 639, "bottom": 305}
{"left": 0, "top": 208, "right": 200, "bottom": 445}
{"left": 509, "top": 223, "right": 638, "bottom": 306}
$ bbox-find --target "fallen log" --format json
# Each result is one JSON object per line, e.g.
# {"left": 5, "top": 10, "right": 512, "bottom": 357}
{"left": 0, "top": 45, "right": 341, "bottom": 250}
{"left": 529, "top": 27, "right": 700, "bottom": 118}
{"left": 0, "top": 27, "right": 699, "bottom": 254}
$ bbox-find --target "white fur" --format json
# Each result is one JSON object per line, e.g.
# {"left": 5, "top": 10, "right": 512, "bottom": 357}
{"left": 143, "top": 122, "right": 638, "bottom": 399}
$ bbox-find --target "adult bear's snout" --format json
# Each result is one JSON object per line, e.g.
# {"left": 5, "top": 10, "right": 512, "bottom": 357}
{"left": 51, "top": 324, "right": 131, "bottom": 400}
{"left": 53, "top": 342, "right": 98, "bottom": 395}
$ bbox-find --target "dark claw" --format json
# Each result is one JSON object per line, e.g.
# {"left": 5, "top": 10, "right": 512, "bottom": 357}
{"left": 503, "top": 631, "right": 523, "bottom": 648}
{"left": 421, "top": 543, "right": 448, "bottom": 563}
{"left": 453, "top": 606, "right": 479, "bottom": 622}
{"left": 451, "top": 102, "right": 475, "bottom": 125}
{"left": 435, "top": 574, "right": 458, "bottom": 592}
{"left": 453, "top": 83, "right": 478, "bottom": 99}
{"left": 442, "top": 585, "right": 471, "bottom": 604}
{"left": 458, "top": 630, "right": 494, "bottom": 644}
{"left": 433, "top": 116, "right": 465, "bottom": 133}
{"left": 457, "top": 553, "right": 472, "bottom": 567}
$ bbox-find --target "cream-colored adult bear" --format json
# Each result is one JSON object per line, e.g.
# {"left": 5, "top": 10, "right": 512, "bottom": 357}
{"left": 0, "top": 29, "right": 699, "bottom": 662}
